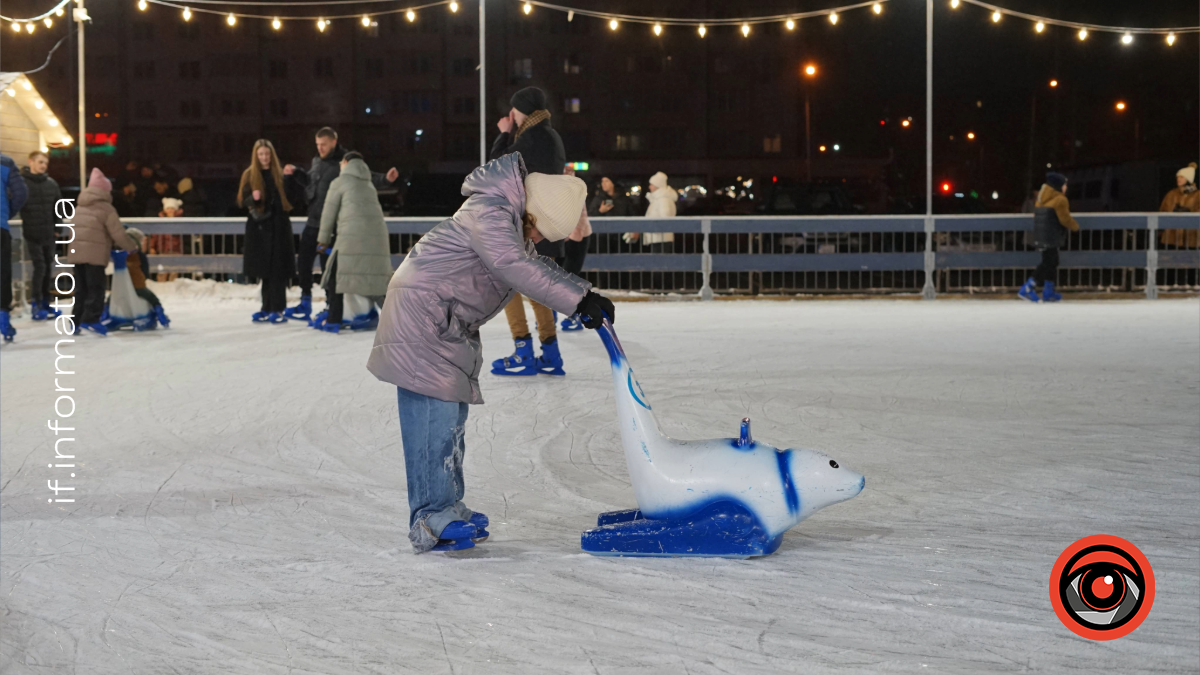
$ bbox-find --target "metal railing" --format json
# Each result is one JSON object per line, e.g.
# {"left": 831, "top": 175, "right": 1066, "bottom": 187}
{"left": 8, "top": 213, "right": 1198, "bottom": 300}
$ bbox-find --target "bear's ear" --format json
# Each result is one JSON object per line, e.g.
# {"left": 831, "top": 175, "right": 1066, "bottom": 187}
{"left": 738, "top": 418, "right": 753, "bottom": 447}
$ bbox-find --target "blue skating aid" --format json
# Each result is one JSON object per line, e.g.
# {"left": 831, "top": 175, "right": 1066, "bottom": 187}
{"left": 103, "top": 250, "right": 157, "bottom": 332}
{"left": 580, "top": 320, "right": 865, "bottom": 558}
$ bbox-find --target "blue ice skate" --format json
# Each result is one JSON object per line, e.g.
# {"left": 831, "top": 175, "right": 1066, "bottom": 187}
{"left": 283, "top": 296, "right": 312, "bottom": 321}
{"left": 31, "top": 300, "right": 52, "bottom": 321}
{"left": 469, "top": 512, "right": 490, "bottom": 542}
{"left": 0, "top": 310, "right": 14, "bottom": 342}
{"left": 1042, "top": 281, "right": 1062, "bottom": 303}
{"left": 560, "top": 314, "right": 584, "bottom": 331}
{"left": 154, "top": 305, "right": 171, "bottom": 328}
{"left": 580, "top": 320, "right": 865, "bottom": 558}
{"left": 308, "top": 309, "right": 328, "bottom": 329}
{"left": 491, "top": 338, "right": 538, "bottom": 376}
{"left": 430, "top": 520, "right": 482, "bottom": 552}
{"left": 1018, "top": 277, "right": 1040, "bottom": 303}
{"left": 537, "top": 340, "right": 565, "bottom": 376}
{"left": 346, "top": 307, "right": 379, "bottom": 331}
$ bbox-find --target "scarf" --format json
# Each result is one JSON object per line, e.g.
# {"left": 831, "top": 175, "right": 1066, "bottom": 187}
{"left": 513, "top": 109, "right": 551, "bottom": 142}
{"left": 1182, "top": 183, "right": 1198, "bottom": 194}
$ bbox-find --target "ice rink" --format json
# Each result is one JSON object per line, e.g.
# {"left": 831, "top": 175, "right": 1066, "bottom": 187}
{"left": 2, "top": 285, "right": 1198, "bottom": 674}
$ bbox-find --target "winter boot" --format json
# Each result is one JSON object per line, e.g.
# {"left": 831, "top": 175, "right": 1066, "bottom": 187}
{"left": 537, "top": 339, "right": 566, "bottom": 376}
{"left": 491, "top": 338, "right": 538, "bottom": 376}
{"left": 0, "top": 310, "right": 14, "bottom": 342}
{"left": 283, "top": 295, "right": 312, "bottom": 321}
{"left": 430, "top": 520, "right": 480, "bottom": 552}
{"left": 1042, "top": 281, "right": 1062, "bottom": 303}
{"left": 309, "top": 309, "right": 328, "bottom": 330}
{"left": 1018, "top": 277, "right": 1040, "bottom": 303}
{"left": 560, "top": 313, "right": 584, "bottom": 331}
{"left": 31, "top": 301, "right": 50, "bottom": 321}
{"left": 154, "top": 305, "right": 171, "bottom": 328}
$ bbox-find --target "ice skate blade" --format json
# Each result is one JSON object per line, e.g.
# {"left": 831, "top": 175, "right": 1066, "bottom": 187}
{"left": 581, "top": 500, "right": 784, "bottom": 559}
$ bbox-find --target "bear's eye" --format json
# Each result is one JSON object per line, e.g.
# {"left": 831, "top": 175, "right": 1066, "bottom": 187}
{"left": 829, "top": 460, "right": 839, "bottom": 469}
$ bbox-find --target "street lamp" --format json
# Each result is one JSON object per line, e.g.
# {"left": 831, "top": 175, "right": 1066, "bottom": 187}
{"left": 1115, "top": 101, "right": 1126, "bottom": 111}
{"left": 1049, "top": 79, "right": 1058, "bottom": 88}
{"left": 802, "top": 64, "right": 818, "bottom": 181}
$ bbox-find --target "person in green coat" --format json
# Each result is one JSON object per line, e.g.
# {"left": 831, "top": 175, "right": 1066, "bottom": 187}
{"left": 314, "top": 152, "right": 394, "bottom": 332}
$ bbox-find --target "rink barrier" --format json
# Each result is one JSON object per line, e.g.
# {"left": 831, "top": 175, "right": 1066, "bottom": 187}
{"left": 7, "top": 213, "right": 1197, "bottom": 300}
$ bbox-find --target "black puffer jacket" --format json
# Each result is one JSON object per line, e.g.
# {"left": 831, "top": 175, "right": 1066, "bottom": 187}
{"left": 490, "top": 117, "right": 567, "bottom": 257}
{"left": 289, "top": 144, "right": 389, "bottom": 231}
{"left": 19, "top": 167, "right": 62, "bottom": 243}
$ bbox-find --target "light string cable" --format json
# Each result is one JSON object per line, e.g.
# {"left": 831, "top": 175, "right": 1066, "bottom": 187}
{"left": 1, "top": 0, "right": 72, "bottom": 23}
{"left": 956, "top": 0, "right": 1198, "bottom": 35}
{"left": 522, "top": 0, "right": 888, "bottom": 26}
{"left": 141, "top": 0, "right": 451, "bottom": 21}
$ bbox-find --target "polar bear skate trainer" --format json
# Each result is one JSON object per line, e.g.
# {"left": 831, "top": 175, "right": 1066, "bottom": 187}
{"left": 581, "top": 320, "right": 865, "bottom": 558}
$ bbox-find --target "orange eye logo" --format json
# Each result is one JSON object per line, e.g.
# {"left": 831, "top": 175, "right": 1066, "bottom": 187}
{"left": 1050, "top": 535, "right": 1155, "bottom": 640}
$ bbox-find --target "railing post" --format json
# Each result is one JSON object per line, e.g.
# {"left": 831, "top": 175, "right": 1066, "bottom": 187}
{"left": 922, "top": 215, "right": 936, "bottom": 300}
{"left": 700, "top": 219, "right": 713, "bottom": 301}
{"left": 1145, "top": 214, "right": 1158, "bottom": 300}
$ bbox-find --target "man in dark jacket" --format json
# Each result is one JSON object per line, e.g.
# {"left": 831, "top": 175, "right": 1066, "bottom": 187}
{"left": 282, "top": 126, "right": 398, "bottom": 319}
{"left": 1, "top": 153, "right": 29, "bottom": 341}
{"left": 20, "top": 151, "right": 63, "bottom": 320}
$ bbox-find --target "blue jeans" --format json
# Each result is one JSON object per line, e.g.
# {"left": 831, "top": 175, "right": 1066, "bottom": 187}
{"left": 397, "top": 387, "right": 474, "bottom": 552}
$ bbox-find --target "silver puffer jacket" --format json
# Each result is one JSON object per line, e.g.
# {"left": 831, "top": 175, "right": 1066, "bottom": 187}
{"left": 367, "top": 153, "right": 591, "bottom": 404}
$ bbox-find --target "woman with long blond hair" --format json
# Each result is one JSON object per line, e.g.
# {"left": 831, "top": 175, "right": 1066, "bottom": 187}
{"left": 238, "top": 139, "right": 296, "bottom": 323}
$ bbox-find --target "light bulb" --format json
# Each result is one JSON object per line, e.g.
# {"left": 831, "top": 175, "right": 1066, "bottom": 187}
{"left": 785, "top": 19, "right": 795, "bottom": 30}
{"left": 182, "top": 7, "right": 191, "bottom": 21}
{"left": 1077, "top": 28, "right": 1087, "bottom": 40}
{"left": 1166, "top": 33, "right": 1175, "bottom": 46}
{"left": 828, "top": 12, "right": 838, "bottom": 25}
{"left": 1035, "top": 22, "right": 1044, "bottom": 33}
{"left": 406, "top": 9, "right": 415, "bottom": 22}
{"left": 873, "top": 3, "right": 882, "bottom": 15}
{"left": 949, "top": 0, "right": 959, "bottom": 8}
{"left": 49, "top": 118, "right": 59, "bottom": 127}
{"left": 226, "top": 13, "right": 236, "bottom": 26}
{"left": 44, "top": 17, "right": 53, "bottom": 27}
{"left": 990, "top": 11, "right": 1000, "bottom": 22}
{"left": 61, "top": 136, "right": 71, "bottom": 145}
{"left": 652, "top": 23, "right": 661, "bottom": 36}
{"left": 55, "top": 7, "right": 64, "bottom": 16}
{"left": 10, "top": 22, "right": 20, "bottom": 33}
{"left": 449, "top": 1, "right": 458, "bottom": 12}
{"left": 34, "top": 100, "right": 44, "bottom": 109}
{"left": 317, "top": 18, "right": 326, "bottom": 31}
{"left": 522, "top": 3, "right": 531, "bottom": 15}
{"left": 271, "top": 17, "right": 281, "bottom": 30}
{"left": 137, "top": 0, "right": 147, "bottom": 11}
{"left": 21, "top": 79, "right": 32, "bottom": 90}
{"left": 25, "top": 22, "right": 35, "bottom": 33}
{"left": 1121, "top": 33, "right": 1132, "bottom": 45}
{"left": 609, "top": 19, "right": 618, "bottom": 31}
{"left": 697, "top": 24, "right": 706, "bottom": 38}
{"left": 361, "top": 15, "right": 371, "bottom": 27}
{"left": 741, "top": 23, "right": 750, "bottom": 37}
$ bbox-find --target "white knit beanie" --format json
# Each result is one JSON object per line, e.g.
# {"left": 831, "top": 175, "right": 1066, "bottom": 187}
{"left": 524, "top": 173, "right": 587, "bottom": 242}
{"left": 1178, "top": 162, "right": 1197, "bottom": 185}
{"left": 649, "top": 171, "right": 669, "bottom": 189}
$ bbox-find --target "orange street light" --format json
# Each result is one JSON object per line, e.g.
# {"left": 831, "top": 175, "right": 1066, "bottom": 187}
{"left": 1049, "top": 79, "right": 1058, "bottom": 88}
{"left": 901, "top": 119, "right": 911, "bottom": 128}
{"left": 804, "top": 64, "right": 817, "bottom": 77}
{"left": 966, "top": 131, "right": 976, "bottom": 140}
{"left": 1115, "top": 101, "right": 1127, "bottom": 111}
{"left": 819, "top": 145, "right": 827, "bottom": 152}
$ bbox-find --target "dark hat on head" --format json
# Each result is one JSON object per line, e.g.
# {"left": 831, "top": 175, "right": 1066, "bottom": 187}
{"left": 1045, "top": 172, "right": 1067, "bottom": 191}
{"left": 343, "top": 151, "right": 364, "bottom": 162}
{"left": 510, "top": 86, "right": 548, "bottom": 115}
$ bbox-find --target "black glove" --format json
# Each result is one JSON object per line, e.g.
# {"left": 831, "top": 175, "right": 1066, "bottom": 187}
{"left": 575, "top": 291, "right": 615, "bottom": 329}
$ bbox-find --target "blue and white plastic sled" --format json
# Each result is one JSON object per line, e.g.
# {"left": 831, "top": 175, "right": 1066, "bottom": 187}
{"left": 580, "top": 320, "right": 865, "bottom": 558}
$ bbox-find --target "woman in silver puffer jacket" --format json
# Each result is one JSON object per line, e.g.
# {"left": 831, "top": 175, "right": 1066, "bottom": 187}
{"left": 368, "top": 152, "right": 615, "bottom": 553}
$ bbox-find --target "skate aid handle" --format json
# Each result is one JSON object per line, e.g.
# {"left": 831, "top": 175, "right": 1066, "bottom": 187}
{"left": 576, "top": 291, "right": 615, "bottom": 330}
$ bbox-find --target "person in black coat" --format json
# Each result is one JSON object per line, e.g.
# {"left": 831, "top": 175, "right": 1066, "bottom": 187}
{"left": 19, "top": 151, "right": 63, "bottom": 320}
{"left": 587, "top": 176, "right": 633, "bottom": 217}
{"left": 281, "top": 127, "right": 398, "bottom": 319}
{"left": 238, "top": 139, "right": 296, "bottom": 323}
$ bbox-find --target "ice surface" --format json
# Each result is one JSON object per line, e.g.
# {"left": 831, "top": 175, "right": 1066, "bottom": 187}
{"left": 2, "top": 285, "right": 1198, "bottom": 674}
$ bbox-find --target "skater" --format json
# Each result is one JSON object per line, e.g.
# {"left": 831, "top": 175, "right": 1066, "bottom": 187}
{"left": 68, "top": 168, "right": 140, "bottom": 336}
{"left": 281, "top": 127, "right": 398, "bottom": 320}
{"left": 623, "top": 171, "right": 677, "bottom": 251}
{"left": 368, "top": 153, "right": 615, "bottom": 552}
{"left": 123, "top": 228, "right": 171, "bottom": 327}
{"left": 489, "top": 86, "right": 573, "bottom": 373}
{"left": 1159, "top": 162, "right": 1199, "bottom": 249}
{"left": 559, "top": 165, "right": 594, "bottom": 332}
{"left": 1, "top": 153, "right": 28, "bottom": 342}
{"left": 312, "top": 152, "right": 393, "bottom": 333}
{"left": 20, "top": 151, "right": 62, "bottom": 322}
{"left": 1019, "top": 172, "right": 1078, "bottom": 303}
{"left": 238, "top": 139, "right": 296, "bottom": 324}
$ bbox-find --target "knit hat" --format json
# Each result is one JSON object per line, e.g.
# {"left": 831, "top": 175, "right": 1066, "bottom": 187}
{"left": 162, "top": 197, "right": 183, "bottom": 212}
{"left": 524, "top": 173, "right": 587, "bottom": 242}
{"left": 649, "top": 171, "right": 669, "bottom": 190}
{"left": 510, "top": 86, "right": 548, "bottom": 115}
{"left": 125, "top": 227, "right": 145, "bottom": 246}
{"left": 1178, "top": 162, "right": 1197, "bottom": 185}
{"left": 1045, "top": 172, "right": 1067, "bottom": 191}
{"left": 88, "top": 167, "right": 112, "bottom": 193}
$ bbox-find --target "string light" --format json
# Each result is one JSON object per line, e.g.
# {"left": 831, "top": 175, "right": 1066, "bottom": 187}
{"left": 361, "top": 15, "right": 371, "bottom": 26}
{"left": 182, "top": 7, "right": 192, "bottom": 21}
{"left": 652, "top": 23, "right": 661, "bottom": 36}
{"left": 271, "top": 16, "right": 281, "bottom": 30}
{"left": 741, "top": 23, "right": 750, "bottom": 37}
{"left": 43, "top": 17, "right": 52, "bottom": 27}
{"left": 21, "top": 79, "right": 31, "bottom": 90}
{"left": 317, "top": 17, "right": 327, "bottom": 31}
{"left": 828, "top": 12, "right": 838, "bottom": 25}
{"left": 1166, "top": 33, "right": 1176, "bottom": 46}
{"left": 1120, "top": 32, "right": 1132, "bottom": 45}
{"left": 226, "top": 13, "right": 236, "bottom": 26}
{"left": 523, "top": 2, "right": 531, "bottom": 15}
{"left": 10, "top": 22, "right": 19, "bottom": 33}
{"left": 697, "top": 24, "right": 706, "bottom": 38}
{"left": 608, "top": 18, "right": 617, "bottom": 30}
{"left": 949, "top": 0, "right": 959, "bottom": 8}
{"left": 872, "top": 3, "right": 882, "bottom": 15}
{"left": 785, "top": 19, "right": 795, "bottom": 30}
{"left": 1034, "top": 21, "right": 1044, "bottom": 33}
{"left": 406, "top": 9, "right": 415, "bottom": 21}
{"left": 991, "top": 11, "right": 1001, "bottom": 23}
{"left": 25, "top": 22, "right": 35, "bottom": 33}
{"left": 449, "top": 1, "right": 458, "bottom": 12}
{"left": 1077, "top": 28, "right": 1087, "bottom": 40}
{"left": 55, "top": 7, "right": 64, "bottom": 16}
{"left": 137, "top": 0, "right": 147, "bottom": 10}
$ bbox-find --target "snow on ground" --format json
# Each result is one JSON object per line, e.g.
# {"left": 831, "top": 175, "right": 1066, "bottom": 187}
{"left": 2, "top": 286, "right": 1198, "bottom": 674}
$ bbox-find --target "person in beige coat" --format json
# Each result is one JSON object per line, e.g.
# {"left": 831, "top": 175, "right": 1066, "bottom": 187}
{"left": 314, "top": 152, "right": 394, "bottom": 331}
{"left": 1159, "top": 162, "right": 1199, "bottom": 248}
{"left": 68, "top": 168, "right": 139, "bottom": 334}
